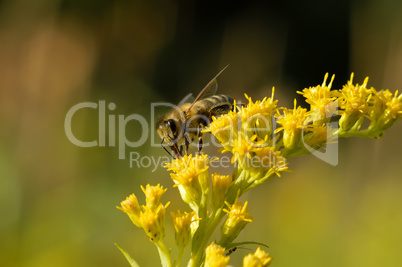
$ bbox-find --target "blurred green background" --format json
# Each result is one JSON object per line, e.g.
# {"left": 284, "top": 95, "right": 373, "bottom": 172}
{"left": 1, "top": 0, "right": 402, "bottom": 266}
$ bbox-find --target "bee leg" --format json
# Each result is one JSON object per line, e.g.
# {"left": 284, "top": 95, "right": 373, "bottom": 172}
{"left": 184, "top": 132, "right": 191, "bottom": 155}
{"left": 179, "top": 144, "right": 185, "bottom": 156}
{"left": 161, "top": 144, "right": 175, "bottom": 159}
{"left": 197, "top": 125, "right": 203, "bottom": 154}
{"left": 161, "top": 139, "right": 175, "bottom": 159}
{"left": 170, "top": 144, "right": 181, "bottom": 158}
{"left": 164, "top": 135, "right": 181, "bottom": 158}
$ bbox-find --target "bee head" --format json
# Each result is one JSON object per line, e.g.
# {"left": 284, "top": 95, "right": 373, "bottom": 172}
{"left": 156, "top": 118, "right": 182, "bottom": 145}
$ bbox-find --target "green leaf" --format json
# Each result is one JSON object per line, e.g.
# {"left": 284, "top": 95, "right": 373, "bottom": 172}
{"left": 115, "top": 243, "right": 140, "bottom": 267}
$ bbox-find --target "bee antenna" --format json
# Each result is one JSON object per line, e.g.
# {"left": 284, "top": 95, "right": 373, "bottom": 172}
{"left": 161, "top": 137, "right": 175, "bottom": 159}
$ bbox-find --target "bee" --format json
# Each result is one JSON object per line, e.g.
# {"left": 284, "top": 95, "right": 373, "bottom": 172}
{"left": 156, "top": 65, "right": 234, "bottom": 158}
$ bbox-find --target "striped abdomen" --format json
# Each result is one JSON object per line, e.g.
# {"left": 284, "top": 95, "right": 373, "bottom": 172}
{"left": 193, "top": 94, "right": 234, "bottom": 119}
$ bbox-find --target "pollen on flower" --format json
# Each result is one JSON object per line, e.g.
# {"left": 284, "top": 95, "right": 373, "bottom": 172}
{"left": 193, "top": 153, "right": 210, "bottom": 171}
{"left": 141, "top": 184, "right": 167, "bottom": 211}
{"left": 117, "top": 194, "right": 142, "bottom": 227}
{"left": 371, "top": 89, "right": 402, "bottom": 132}
{"left": 370, "top": 89, "right": 394, "bottom": 121}
{"left": 220, "top": 194, "right": 253, "bottom": 245}
{"left": 170, "top": 167, "right": 199, "bottom": 187}
{"left": 165, "top": 154, "right": 210, "bottom": 177}
{"left": 211, "top": 173, "right": 232, "bottom": 210}
{"left": 164, "top": 154, "right": 193, "bottom": 173}
{"left": 303, "top": 124, "right": 338, "bottom": 151}
{"left": 169, "top": 166, "right": 202, "bottom": 210}
{"left": 117, "top": 184, "right": 170, "bottom": 241}
{"left": 385, "top": 90, "right": 402, "bottom": 119}
{"left": 193, "top": 153, "right": 211, "bottom": 192}
{"left": 205, "top": 110, "right": 239, "bottom": 152}
{"left": 251, "top": 146, "right": 287, "bottom": 175}
{"left": 241, "top": 89, "right": 278, "bottom": 140}
{"left": 204, "top": 242, "right": 230, "bottom": 267}
{"left": 223, "top": 199, "right": 253, "bottom": 225}
{"left": 241, "top": 89, "right": 278, "bottom": 122}
{"left": 139, "top": 206, "right": 165, "bottom": 242}
{"left": 297, "top": 73, "right": 339, "bottom": 124}
{"left": 243, "top": 247, "right": 272, "bottom": 267}
{"left": 165, "top": 154, "right": 213, "bottom": 210}
{"left": 339, "top": 73, "right": 373, "bottom": 131}
{"left": 275, "top": 99, "right": 310, "bottom": 150}
{"left": 298, "top": 73, "right": 336, "bottom": 109}
{"left": 117, "top": 194, "right": 141, "bottom": 214}
{"left": 269, "top": 156, "right": 290, "bottom": 177}
{"left": 171, "top": 210, "right": 196, "bottom": 248}
{"left": 232, "top": 133, "right": 254, "bottom": 160}
{"left": 231, "top": 132, "right": 268, "bottom": 169}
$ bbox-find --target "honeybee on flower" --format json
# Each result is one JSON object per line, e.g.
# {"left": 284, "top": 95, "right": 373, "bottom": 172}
{"left": 117, "top": 72, "right": 401, "bottom": 267}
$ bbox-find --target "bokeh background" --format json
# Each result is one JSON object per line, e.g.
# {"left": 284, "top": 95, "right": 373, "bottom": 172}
{"left": 1, "top": 0, "right": 402, "bottom": 266}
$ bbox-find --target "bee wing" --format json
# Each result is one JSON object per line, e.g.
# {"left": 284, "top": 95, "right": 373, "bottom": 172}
{"left": 177, "top": 93, "right": 195, "bottom": 106}
{"left": 185, "top": 64, "right": 229, "bottom": 113}
{"left": 199, "top": 79, "right": 218, "bottom": 100}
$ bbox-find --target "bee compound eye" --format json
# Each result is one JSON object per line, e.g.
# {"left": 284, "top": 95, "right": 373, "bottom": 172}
{"left": 166, "top": 119, "right": 177, "bottom": 134}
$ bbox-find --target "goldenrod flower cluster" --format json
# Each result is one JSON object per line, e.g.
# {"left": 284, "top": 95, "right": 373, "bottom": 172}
{"left": 117, "top": 73, "right": 401, "bottom": 267}
{"left": 117, "top": 184, "right": 171, "bottom": 266}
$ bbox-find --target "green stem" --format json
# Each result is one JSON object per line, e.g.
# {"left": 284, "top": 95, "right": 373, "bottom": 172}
{"left": 188, "top": 208, "right": 226, "bottom": 267}
{"left": 188, "top": 169, "right": 247, "bottom": 266}
{"left": 244, "top": 171, "right": 276, "bottom": 192}
{"left": 337, "top": 128, "right": 382, "bottom": 138}
{"left": 189, "top": 186, "right": 209, "bottom": 266}
{"left": 156, "top": 240, "right": 172, "bottom": 267}
{"left": 225, "top": 169, "right": 248, "bottom": 203}
{"left": 175, "top": 247, "right": 184, "bottom": 267}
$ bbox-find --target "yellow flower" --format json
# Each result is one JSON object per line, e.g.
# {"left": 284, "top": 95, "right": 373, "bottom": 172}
{"left": 165, "top": 154, "right": 212, "bottom": 211}
{"left": 231, "top": 133, "right": 260, "bottom": 167}
{"left": 117, "top": 185, "right": 170, "bottom": 243}
{"left": 193, "top": 153, "right": 211, "bottom": 192}
{"left": 241, "top": 89, "right": 277, "bottom": 140}
{"left": 220, "top": 193, "right": 253, "bottom": 245}
{"left": 206, "top": 109, "right": 239, "bottom": 152}
{"left": 117, "top": 194, "right": 142, "bottom": 227}
{"left": 165, "top": 154, "right": 193, "bottom": 173}
{"left": 170, "top": 166, "right": 202, "bottom": 209}
{"left": 141, "top": 184, "right": 167, "bottom": 211}
{"left": 250, "top": 146, "right": 288, "bottom": 177}
{"left": 171, "top": 210, "right": 196, "bottom": 248}
{"left": 369, "top": 89, "right": 393, "bottom": 122}
{"left": 211, "top": 173, "right": 232, "bottom": 210}
{"left": 204, "top": 242, "right": 230, "bottom": 267}
{"left": 373, "top": 89, "right": 402, "bottom": 131}
{"left": 242, "top": 89, "right": 277, "bottom": 122}
{"left": 297, "top": 73, "right": 339, "bottom": 124}
{"left": 139, "top": 204, "right": 169, "bottom": 243}
{"left": 303, "top": 124, "right": 338, "bottom": 151}
{"left": 275, "top": 99, "right": 310, "bottom": 150}
{"left": 243, "top": 247, "right": 272, "bottom": 267}
{"left": 229, "top": 132, "right": 289, "bottom": 181}
{"left": 339, "top": 73, "right": 372, "bottom": 131}
{"left": 116, "top": 72, "right": 402, "bottom": 267}
{"left": 232, "top": 132, "right": 282, "bottom": 174}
